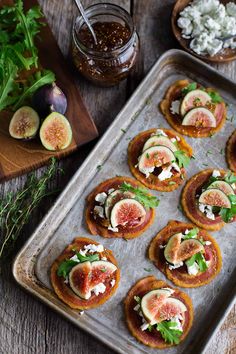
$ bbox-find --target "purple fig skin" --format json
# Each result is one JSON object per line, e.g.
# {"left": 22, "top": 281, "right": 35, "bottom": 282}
{"left": 32, "top": 82, "right": 67, "bottom": 118}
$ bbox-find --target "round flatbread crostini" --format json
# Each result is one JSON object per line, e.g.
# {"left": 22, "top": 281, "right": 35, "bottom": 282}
{"left": 181, "top": 169, "right": 236, "bottom": 231}
{"left": 160, "top": 79, "right": 227, "bottom": 138}
{"left": 226, "top": 129, "right": 236, "bottom": 172}
{"left": 148, "top": 220, "right": 222, "bottom": 288}
{"left": 128, "top": 128, "right": 193, "bottom": 191}
{"left": 51, "top": 237, "right": 120, "bottom": 310}
{"left": 124, "top": 276, "right": 193, "bottom": 349}
{"left": 86, "top": 176, "right": 158, "bottom": 239}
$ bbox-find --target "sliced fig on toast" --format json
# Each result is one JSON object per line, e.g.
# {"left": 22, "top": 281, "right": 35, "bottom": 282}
{"left": 140, "top": 289, "right": 172, "bottom": 323}
{"left": 176, "top": 239, "right": 204, "bottom": 263}
{"left": 142, "top": 135, "right": 177, "bottom": 152}
{"left": 164, "top": 233, "right": 182, "bottom": 265}
{"left": 208, "top": 181, "right": 234, "bottom": 196}
{"left": 180, "top": 89, "right": 212, "bottom": 116}
{"left": 182, "top": 107, "right": 216, "bottom": 128}
{"left": 90, "top": 260, "right": 117, "bottom": 288}
{"left": 69, "top": 261, "right": 92, "bottom": 299}
{"left": 104, "top": 189, "right": 134, "bottom": 219}
{"left": 199, "top": 188, "right": 231, "bottom": 208}
{"left": 110, "top": 199, "right": 146, "bottom": 228}
{"left": 138, "top": 145, "right": 176, "bottom": 174}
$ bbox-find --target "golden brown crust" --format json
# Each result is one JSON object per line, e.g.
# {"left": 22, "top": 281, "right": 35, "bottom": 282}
{"left": 181, "top": 169, "right": 228, "bottom": 231}
{"left": 51, "top": 237, "right": 120, "bottom": 310}
{"left": 148, "top": 220, "right": 222, "bottom": 288}
{"left": 124, "top": 276, "right": 194, "bottom": 349}
{"left": 226, "top": 129, "right": 236, "bottom": 172}
{"left": 160, "top": 80, "right": 227, "bottom": 138}
{"left": 86, "top": 176, "right": 155, "bottom": 239}
{"left": 127, "top": 128, "right": 193, "bottom": 191}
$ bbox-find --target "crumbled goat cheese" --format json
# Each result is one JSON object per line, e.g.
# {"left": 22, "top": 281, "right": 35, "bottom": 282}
{"left": 158, "top": 163, "right": 180, "bottom": 181}
{"left": 93, "top": 205, "right": 105, "bottom": 219}
{"left": 170, "top": 138, "right": 177, "bottom": 143}
{"left": 110, "top": 279, "right": 116, "bottom": 287}
{"left": 199, "top": 203, "right": 215, "bottom": 220}
{"left": 140, "top": 166, "right": 156, "bottom": 179}
{"left": 108, "top": 188, "right": 115, "bottom": 194}
{"left": 133, "top": 303, "right": 140, "bottom": 312}
{"left": 184, "top": 229, "right": 189, "bottom": 234}
{"left": 140, "top": 322, "right": 150, "bottom": 331}
{"left": 232, "top": 183, "right": 236, "bottom": 190}
{"left": 70, "top": 255, "right": 80, "bottom": 262}
{"left": 170, "top": 100, "right": 180, "bottom": 115}
{"left": 108, "top": 225, "right": 119, "bottom": 232}
{"left": 79, "top": 311, "right": 84, "bottom": 315}
{"left": 169, "top": 261, "right": 184, "bottom": 270}
{"left": 176, "top": 135, "right": 180, "bottom": 141}
{"left": 162, "top": 287, "right": 175, "bottom": 295}
{"left": 187, "top": 261, "right": 200, "bottom": 275}
{"left": 159, "top": 244, "right": 166, "bottom": 249}
{"left": 84, "top": 244, "right": 104, "bottom": 253}
{"left": 101, "top": 256, "right": 107, "bottom": 261}
{"left": 212, "top": 170, "right": 221, "bottom": 178}
{"left": 64, "top": 276, "right": 69, "bottom": 284}
{"left": 92, "top": 283, "right": 106, "bottom": 296}
{"left": 205, "top": 241, "right": 212, "bottom": 246}
{"left": 153, "top": 129, "right": 168, "bottom": 137}
{"left": 177, "top": 0, "right": 236, "bottom": 56}
{"left": 169, "top": 316, "right": 183, "bottom": 331}
{"left": 172, "top": 162, "right": 181, "bottom": 173}
{"left": 95, "top": 192, "right": 107, "bottom": 204}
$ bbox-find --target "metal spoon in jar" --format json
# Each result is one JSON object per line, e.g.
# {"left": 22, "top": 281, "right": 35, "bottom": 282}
{"left": 73, "top": 0, "right": 98, "bottom": 45}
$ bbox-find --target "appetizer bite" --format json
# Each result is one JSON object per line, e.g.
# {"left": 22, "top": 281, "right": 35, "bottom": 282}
{"left": 182, "top": 169, "right": 236, "bottom": 231}
{"left": 226, "top": 129, "right": 236, "bottom": 172}
{"left": 128, "top": 128, "right": 193, "bottom": 191}
{"left": 124, "top": 276, "right": 193, "bottom": 348}
{"left": 149, "top": 220, "right": 222, "bottom": 288}
{"left": 160, "top": 80, "right": 226, "bottom": 138}
{"left": 86, "top": 176, "right": 158, "bottom": 238}
{"left": 51, "top": 237, "right": 120, "bottom": 309}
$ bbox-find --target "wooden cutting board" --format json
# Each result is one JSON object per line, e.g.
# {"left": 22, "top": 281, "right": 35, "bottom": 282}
{"left": 0, "top": 0, "right": 98, "bottom": 182}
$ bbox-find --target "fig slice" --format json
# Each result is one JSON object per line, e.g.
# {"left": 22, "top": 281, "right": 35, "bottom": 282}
{"left": 90, "top": 260, "right": 117, "bottom": 288}
{"left": 69, "top": 261, "right": 92, "bottom": 299}
{"left": 142, "top": 136, "right": 177, "bottom": 152}
{"left": 208, "top": 181, "right": 234, "bottom": 196}
{"left": 9, "top": 106, "right": 40, "bottom": 139}
{"left": 164, "top": 233, "right": 182, "bottom": 265}
{"left": 175, "top": 239, "right": 204, "bottom": 263}
{"left": 199, "top": 188, "right": 231, "bottom": 208}
{"left": 141, "top": 290, "right": 187, "bottom": 324}
{"left": 182, "top": 107, "right": 216, "bottom": 128}
{"left": 110, "top": 198, "right": 146, "bottom": 228}
{"left": 104, "top": 189, "right": 134, "bottom": 219}
{"left": 138, "top": 145, "right": 176, "bottom": 174}
{"left": 180, "top": 89, "right": 212, "bottom": 116}
{"left": 39, "top": 112, "right": 72, "bottom": 151}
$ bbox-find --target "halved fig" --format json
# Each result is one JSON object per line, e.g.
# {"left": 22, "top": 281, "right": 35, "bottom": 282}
{"left": 176, "top": 239, "right": 204, "bottom": 263}
{"left": 69, "top": 261, "right": 92, "bottom": 299}
{"left": 110, "top": 198, "right": 146, "bottom": 228}
{"left": 208, "top": 181, "right": 234, "bottom": 196}
{"left": 182, "top": 107, "right": 216, "bottom": 128}
{"left": 142, "top": 136, "right": 177, "bottom": 152}
{"left": 180, "top": 89, "right": 212, "bottom": 116}
{"left": 90, "top": 260, "right": 117, "bottom": 289}
{"left": 138, "top": 145, "right": 176, "bottom": 173}
{"left": 141, "top": 289, "right": 172, "bottom": 323}
{"left": 164, "top": 233, "right": 182, "bottom": 265}
{"left": 39, "top": 112, "right": 72, "bottom": 151}
{"left": 104, "top": 189, "right": 134, "bottom": 219}
{"left": 9, "top": 106, "right": 40, "bottom": 139}
{"left": 199, "top": 188, "right": 231, "bottom": 208}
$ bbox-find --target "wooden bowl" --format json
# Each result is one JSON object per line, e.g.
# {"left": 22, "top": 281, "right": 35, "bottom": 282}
{"left": 172, "top": 0, "right": 236, "bottom": 63}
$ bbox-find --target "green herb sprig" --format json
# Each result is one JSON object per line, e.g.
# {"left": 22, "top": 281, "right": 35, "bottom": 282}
{"left": 220, "top": 195, "right": 236, "bottom": 223}
{"left": 57, "top": 253, "right": 100, "bottom": 278}
{"left": 120, "top": 182, "right": 159, "bottom": 209}
{"left": 174, "top": 150, "right": 191, "bottom": 169}
{"left": 182, "top": 228, "right": 199, "bottom": 240}
{"left": 157, "top": 321, "right": 182, "bottom": 345}
{"left": 185, "top": 252, "right": 208, "bottom": 272}
{"left": 181, "top": 82, "right": 197, "bottom": 96}
{"left": 208, "top": 91, "right": 223, "bottom": 103}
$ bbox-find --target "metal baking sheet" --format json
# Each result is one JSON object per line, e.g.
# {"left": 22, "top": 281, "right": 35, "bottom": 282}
{"left": 13, "top": 49, "right": 236, "bottom": 354}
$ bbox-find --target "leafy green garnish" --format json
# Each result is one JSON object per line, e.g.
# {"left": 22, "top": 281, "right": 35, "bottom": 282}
{"left": 120, "top": 182, "right": 159, "bottom": 209}
{"left": 174, "top": 150, "right": 191, "bottom": 169}
{"left": 57, "top": 253, "right": 100, "bottom": 278}
{"left": 220, "top": 194, "right": 236, "bottom": 223}
{"left": 181, "top": 82, "right": 197, "bottom": 96}
{"left": 134, "top": 295, "right": 141, "bottom": 304}
{"left": 182, "top": 228, "right": 199, "bottom": 240}
{"left": 156, "top": 321, "right": 182, "bottom": 345}
{"left": 224, "top": 171, "right": 236, "bottom": 184}
{"left": 185, "top": 252, "right": 208, "bottom": 272}
{"left": 208, "top": 91, "right": 223, "bottom": 103}
{"left": 143, "top": 267, "right": 152, "bottom": 272}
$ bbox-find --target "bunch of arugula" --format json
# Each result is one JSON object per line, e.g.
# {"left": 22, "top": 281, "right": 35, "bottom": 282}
{"left": 0, "top": 0, "right": 55, "bottom": 111}
{"left": 120, "top": 182, "right": 159, "bottom": 209}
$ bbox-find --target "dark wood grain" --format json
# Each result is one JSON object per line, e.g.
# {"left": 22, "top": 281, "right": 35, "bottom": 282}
{"left": 0, "top": 1, "right": 235, "bottom": 354}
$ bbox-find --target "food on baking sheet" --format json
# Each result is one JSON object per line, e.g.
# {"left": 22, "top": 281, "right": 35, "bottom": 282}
{"left": 181, "top": 169, "right": 236, "bottom": 230}
{"left": 86, "top": 176, "right": 158, "bottom": 238}
{"left": 51, "top": 237, "right": 120, "bottom": 309}
{"left": 128, "top": 128, "right": 193, "bottom": 191}
{"left": 124, "top": 276, "right": 193, "bottom": 348}
{"left": 148, "top": 220, "right": 222, "bottom": 288}
{"left": 226, "top": 129, "right": 236, "bottom": 172}
{"left": 177, "top": 0, "right": 236, "bottom": 57}
{"left": 160, "top": 80, "right": 226, "bottom": 138}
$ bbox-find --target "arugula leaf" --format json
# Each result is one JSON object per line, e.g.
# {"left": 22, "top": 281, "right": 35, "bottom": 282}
{"left": 208, "top": 91, "right": 223, "bottom": 103}
{"left": 174, "top": 150, "right": 191, "bottom": 169}
{"left": 157, "top": 321, "right": 182, "bottom": 345}
{"left": 57, "top": 253, "right": 99, "bottom": 278}
{"left": 182, "top": 228, "right": 199, "bottom": 240}
{"left": 0, "top": 55, "right": 19, "bottom": 111}
{"left": 181, "top": 82, "right": 197, "bottom": 96}
{"left": 185, "top": 252, "right": 208, "bottom": 272}
{"left": 75, "top": 252, "right": 99, "bottom": 263}
{"left": 220, "top": 194, "right": 236, "bottom": 222}
{"left": 120, "top": 182, "right": 159, "bottom": 209}
{"left": 224, "top": 171, "right": 236, "bottom": 184}
{"left": 134, "top": 295, "right": 141, "bottom": 304}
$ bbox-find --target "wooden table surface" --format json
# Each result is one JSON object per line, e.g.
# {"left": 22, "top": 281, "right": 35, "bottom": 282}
{"left": 0, "top": 1, "right": 235, "bottom": 353}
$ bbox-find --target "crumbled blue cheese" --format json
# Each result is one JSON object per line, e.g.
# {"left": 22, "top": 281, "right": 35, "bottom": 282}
{"left": 170, "top": 100, "right": 180, "bottom": 115}
{"left": 212, "top": 170, "right": 221, "bottom": 178}
{"left": 95, "top": 192, "right": 107, "bottom": 204}
{"left": 92, "top": 283, "right": 106, "bottom": 296}
{"left": 93, "top": 205, "right": 105, "bottom": 219}
{"left": 108, "top": 225, "right": 119, "bottom": 232}
{"left": 177, "top": 0, "right": 236, "bottom": 56}
{"left": 186, "top": 261, "right": 200, "bottom": 275}
{"left": 169, "top": 261, "right": 184, "bottom": 270}
{"left": 199, "top": 203, "right": 215, "bottom": 220}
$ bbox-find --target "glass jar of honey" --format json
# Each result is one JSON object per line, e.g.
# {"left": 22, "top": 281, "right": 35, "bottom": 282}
{"left": 71, "top": 3, "right": 139, "bottom": 87}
